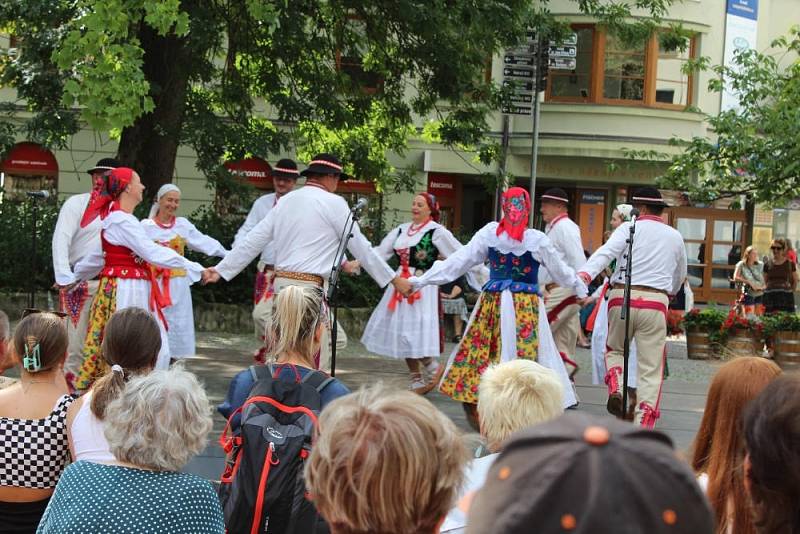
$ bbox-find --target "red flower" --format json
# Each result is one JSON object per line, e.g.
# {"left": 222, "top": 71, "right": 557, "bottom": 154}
{"left": 455, "top": 380, "right": 465, "bottom": 392}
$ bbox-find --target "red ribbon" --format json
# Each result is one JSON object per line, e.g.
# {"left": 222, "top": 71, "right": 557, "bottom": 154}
{"left": 388, "top": 262, "right": 420, "bottom": 311}
{"left": 585, "top": 282, "right": 609, "bottom": 332}
{"left": 546, "top": 294, "right": 579, "bottom": 323}
{"left": 148, "top": 267, "right": 172, "bottom": 330}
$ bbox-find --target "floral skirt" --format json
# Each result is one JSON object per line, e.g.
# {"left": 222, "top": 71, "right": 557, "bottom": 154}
{"left": 75, "top": 277, "right": 118, "bottom": 391}
{"left": 439, "top": 291, "right": 539, "bottom": 404}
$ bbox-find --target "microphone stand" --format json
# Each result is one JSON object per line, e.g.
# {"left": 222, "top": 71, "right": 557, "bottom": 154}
{"left": 327, "top": 203, "right": 365, "bottom": 377}
{"left": 29, "top": 196, "right": 40, "bottom": 308}
{"left": 619, "top": 212, "right": 638, "bottom": 420}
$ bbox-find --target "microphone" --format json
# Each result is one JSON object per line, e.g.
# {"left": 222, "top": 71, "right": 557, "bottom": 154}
{"left": 351, "top": 197, "right": 368, "bottom": 213}
{"left": 26, "top": 190, "right": 50, "bottom": 199}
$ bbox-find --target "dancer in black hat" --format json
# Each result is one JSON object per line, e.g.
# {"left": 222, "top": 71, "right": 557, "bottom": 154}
{"left": 538, "top": 188, "right": 586, "bottom": 379}
{"left": 206, "top": 153, "right": 412, "bottom": 371}
{"left": 52, "top": 157, "right": 121, "bottom": 388}
{"left": 579, "top": 187, "right": 687, "bottom": 427}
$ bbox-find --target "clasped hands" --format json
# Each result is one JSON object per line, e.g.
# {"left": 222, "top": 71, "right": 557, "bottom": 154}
{"left": 392, "top": 276, "right": 415, "bottom": 297}
{"left": 202, "top": 267, "right": 221, "bottom": 285}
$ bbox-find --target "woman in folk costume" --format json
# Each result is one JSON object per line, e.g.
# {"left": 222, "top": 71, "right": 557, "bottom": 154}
{"left": 141, "top": 184, "right": 228, "bottom": 358}
{"left": 361, "top": 192, "right": 486, "bottom": 393}
{"left": 65, "top": 168, "right": 205, "bottom": 391}
{"left": 410, "top": 187, "right": 587, "bottom": 424}
{"left": 589, "top": 204, "right": 638, "bottom": 413}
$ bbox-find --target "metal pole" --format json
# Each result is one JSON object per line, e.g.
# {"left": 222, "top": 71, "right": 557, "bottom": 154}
{"left": 528, "top": 37, "right": 543, "bottom": 225}
{"left": 496, "top": 114, "right": 510, "bottom": 221}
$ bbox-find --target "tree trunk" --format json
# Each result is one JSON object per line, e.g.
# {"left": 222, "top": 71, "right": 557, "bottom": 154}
{"left": 117, "top": 23, "right": 193, "bottom": 199}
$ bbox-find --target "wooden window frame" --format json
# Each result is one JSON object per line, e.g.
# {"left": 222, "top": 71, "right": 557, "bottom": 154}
{"left": 545, "top": 25, "right": 696, "bottom": 111}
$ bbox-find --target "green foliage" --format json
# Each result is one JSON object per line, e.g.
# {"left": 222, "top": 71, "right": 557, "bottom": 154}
{"left": 657, "top": 26, "right": 800, "bottom": 205}
{"left": 0, "top": 194, "right": 58, "bottom": 294}
{"left": 682, "top": 307, "right": 727, "bottom": 343}
{"left": 2, "top": 0, "right": 678, "bottom": 192}
{"left": 762, "top": 312, "right": 800, "bottom": 338}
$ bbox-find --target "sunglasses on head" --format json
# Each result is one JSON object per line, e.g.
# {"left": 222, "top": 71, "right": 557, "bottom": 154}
{"left": 21, "top": 308, "right": 68, "bottom": 320}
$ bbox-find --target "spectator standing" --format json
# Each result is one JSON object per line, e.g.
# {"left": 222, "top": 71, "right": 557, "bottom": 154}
{"left": 0, "top": 312, "right": 74, "bottom": 532}
{"left": 743, "top": 374, "right": 800, "bottom": 534}
{"left": 305, "top": 384, "right": 468, "bottom": 534}
{"left": 37, "top": 368, "right": 223, "bottom": 533}
{"left": 691, "top": 357, "right": 781, "bottom": 534}
{"left": 441, "top": 276, "right": 469, "bottom": 343}
{"left": 734, "top": 246, "right": 766, "bottom": 316}
{"left": 65, "top": 307, "right": 161, "bottom": 462}
{"left": 763, "top": 238, "right": 797, "bottom": 314}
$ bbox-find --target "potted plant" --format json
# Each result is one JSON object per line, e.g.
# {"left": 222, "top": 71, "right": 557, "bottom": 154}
{"left": 762, "top": 312, "right": 800, "bottom": 369}
{"left": 719, "top": 308, "right": 764, "bottom": 358}
{"left": 682, "top": 308, "right": 726, "bottom": 360}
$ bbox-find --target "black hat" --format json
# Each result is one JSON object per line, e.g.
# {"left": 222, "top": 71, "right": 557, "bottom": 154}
{"left": 87, "top": 157, "right": 121, "bottom": 175}
{"left": 301, "top": 153, "right": 350, "bottom": 180}
{"left": 272, "top": 158, "right": 300, "bottom": 180}
{"left": 541, "top": 187, "right": 569, "bottom": 204}
{"left": 632, "top": 187, "right": 668, "bottom": 207}
{"left": 466, "top": 412, "right": 713, "bottom": 534}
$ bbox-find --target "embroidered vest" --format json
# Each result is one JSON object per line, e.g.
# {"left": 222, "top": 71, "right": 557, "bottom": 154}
{"left": 100, "top": 233, "right": 150, "bottom": 279}
{"left": 394, "top": 228, "right": 438, "bottom": 273}
{"left": 484, "top": 248, "right": 540, "bottom": 294}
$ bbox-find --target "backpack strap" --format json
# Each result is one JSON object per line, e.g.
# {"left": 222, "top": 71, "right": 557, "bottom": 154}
{"left": 301, "top": 370, "right": 335, "bottom": 393}
{"left": 250, "top": 364, "right": 274, "bottom": 383}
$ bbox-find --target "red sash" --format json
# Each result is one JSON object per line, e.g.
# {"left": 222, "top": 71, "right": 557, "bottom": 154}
{"left": 546, "top": 294, "right": 578, "bottom": 323}
{"left": 388, "top": 249, "right": 421, "bottom": 311}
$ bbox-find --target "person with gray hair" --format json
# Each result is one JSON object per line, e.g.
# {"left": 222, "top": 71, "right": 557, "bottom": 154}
{"left": 36, "top": 368, "right": 224, "bottom": 533}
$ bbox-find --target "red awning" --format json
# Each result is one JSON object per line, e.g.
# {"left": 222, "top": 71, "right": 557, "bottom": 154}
{"left": 337, "top": 179, "right": 376, "bottom": 194}
{"left": 225, "top": 157, "right": 272, "bottom": 190}
{"left": 1, "top": 142, "right": 59, "bottom": 176}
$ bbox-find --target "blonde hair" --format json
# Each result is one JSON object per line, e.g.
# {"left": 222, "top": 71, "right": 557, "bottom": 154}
{"left": 305, "top": 384, "right": 467, "bottom": 534}
{"left": 268, "top": 285, "right": 325, "bottom": 366}
{"left": 477, "top": 360, "right": 563, "bottom": 450}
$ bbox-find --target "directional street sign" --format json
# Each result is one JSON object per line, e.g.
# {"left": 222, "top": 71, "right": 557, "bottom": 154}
{"left": 549, "top": 45, "right": 577, "bottom": 58}
{"left": 502, "top": 79, "right": 534, "bottom": 93}
{"left": 509, "top": 93, "right": 533, "bottom": 104}
{"left": 549, "top": 57, "right": 577, "bottom": 70}
{"left": 503, "top": 105, "right": 532, "bottom": 115}
{"left": 504, "top": 54, "right": 534, "bottom": 67}
{"left": 503, "top": 66, "right": 534, "bottom": 79}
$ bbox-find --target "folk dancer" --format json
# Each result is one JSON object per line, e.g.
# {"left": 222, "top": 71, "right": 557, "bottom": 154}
{"left": 538, "top": 188, "right": 586, "bottom": 378}
{"left": 360, "top": 192, "right": 487, "bottom": 394}
{"left": 408, "top": 187, "right": 587, "bottom": 427}
{"left": 232, "top": 159, "right": 299, "bottom": 344}
{"left": 204, "top": 154, "right": 412, "bottom": 371}
{"left": 61, "top": 168, "right": 205, "bottom": 391}
{"left": 589, "top": 204, "right": 638, "bottom": 416}
{"left": 52, "top": 157, "right": 120, "bottom": 387}
{"left": 141, "top": 184, "right": 228, "bottom": 358}
{"left": 578, "top": 187, "right": 687, "bottom": 428}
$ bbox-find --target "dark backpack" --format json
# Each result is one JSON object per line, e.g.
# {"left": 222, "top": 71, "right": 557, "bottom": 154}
{"left": 218, "top": 364, "right": 333, "bottom": 534}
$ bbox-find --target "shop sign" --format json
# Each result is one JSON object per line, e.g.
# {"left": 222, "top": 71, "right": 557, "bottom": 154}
{"left": 224, "top": 157, "right": 272, "bottom": 190}
{"left": 428, "top": 173, "right": 458, "bottom": 198}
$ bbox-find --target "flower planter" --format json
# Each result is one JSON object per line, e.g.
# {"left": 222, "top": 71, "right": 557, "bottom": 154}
{"left": 686, "top": 329, "right": 716, "bottom": 360}
{"left": 773, "top": 330, "right": 800, "bottom": 370}
{"left": 724, "top": 328, "right": 759, "bottom": 358}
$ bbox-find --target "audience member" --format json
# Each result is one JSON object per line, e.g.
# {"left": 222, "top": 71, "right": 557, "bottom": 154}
{"left": 37, "top": 368, "right": 223, "bottom": 533}
{"left": 305, "top": 384, "right": 468, "bottom": 534}
{"left": 0, "top": 311, "right": 73, "bottom": 532}
{"left": 218, "top": 285, "right": 350, "bottom": 424}
{"left": 691, "top": 357, "right": 781, "bottom": 534}
{"left": 467, "top": 412, "right": 714, "bottom": 534}
{"left": 0, "top": 310, "right": 15, "bottom": 389}
{"left": 743, "top": 374, "right": 800, "bottom": 534}
{"left": 65, "top": 307, "right": 161, "bottom": 462}
{"left": 441, "top": 359, "right": 564, "bottom": 533}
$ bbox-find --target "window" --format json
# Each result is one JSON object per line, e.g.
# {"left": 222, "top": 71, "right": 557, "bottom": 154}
{"left": 545, "top": 26, "right": 696, "bottom": 109}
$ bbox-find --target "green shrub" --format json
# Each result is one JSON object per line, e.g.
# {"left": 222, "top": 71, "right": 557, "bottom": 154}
{"left": 0, "top": 194, "right": 59, "bottom": 293}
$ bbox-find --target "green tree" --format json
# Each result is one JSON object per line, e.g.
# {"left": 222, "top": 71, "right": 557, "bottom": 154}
{"left": 1, "top": 0, "right": 676, "bottom": 196}
{"left": 657, "top": 27, "right": 800, "bottom": 205}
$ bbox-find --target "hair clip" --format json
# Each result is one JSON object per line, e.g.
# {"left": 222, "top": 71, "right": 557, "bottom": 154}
{"left": 111, "top": 364, "right": 125, "bottom": 376}
{"left": 23, "top": 337, "right": 42, "bottom": 372}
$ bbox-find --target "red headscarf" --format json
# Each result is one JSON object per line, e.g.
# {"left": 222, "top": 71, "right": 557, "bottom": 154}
{"left": 80, "top": 167, "right": 134, "bottom": 228}
{"left": 496, "top": 187, "right": 530, "bottom": 242}
{"left": 417, "top": 192, "right": 440, "bottom": 222}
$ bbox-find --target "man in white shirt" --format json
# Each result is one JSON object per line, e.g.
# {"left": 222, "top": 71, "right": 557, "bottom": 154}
{"left": 538, "top": 188, "right": 586, "bottom": 378}
{"left": 52, "top": 157, "right": 119, "bottom": 384}
{"left": 578, "top": 187, "right": 687, "bottom": 428}
{"left": 205, "top": 154, "right": 412, "bottom": 371}
{"left": 232, "top": 158, "right": 299, "bottom": 343}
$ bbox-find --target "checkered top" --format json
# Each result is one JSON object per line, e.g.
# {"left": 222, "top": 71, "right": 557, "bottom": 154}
{"left": 0, "top": 394, "right": 75, "bottom": 488}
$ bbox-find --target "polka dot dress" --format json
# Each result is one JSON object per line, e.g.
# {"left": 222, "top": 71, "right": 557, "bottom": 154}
{"left": 36, "top": 461, "right": 224, "bottom": 533}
